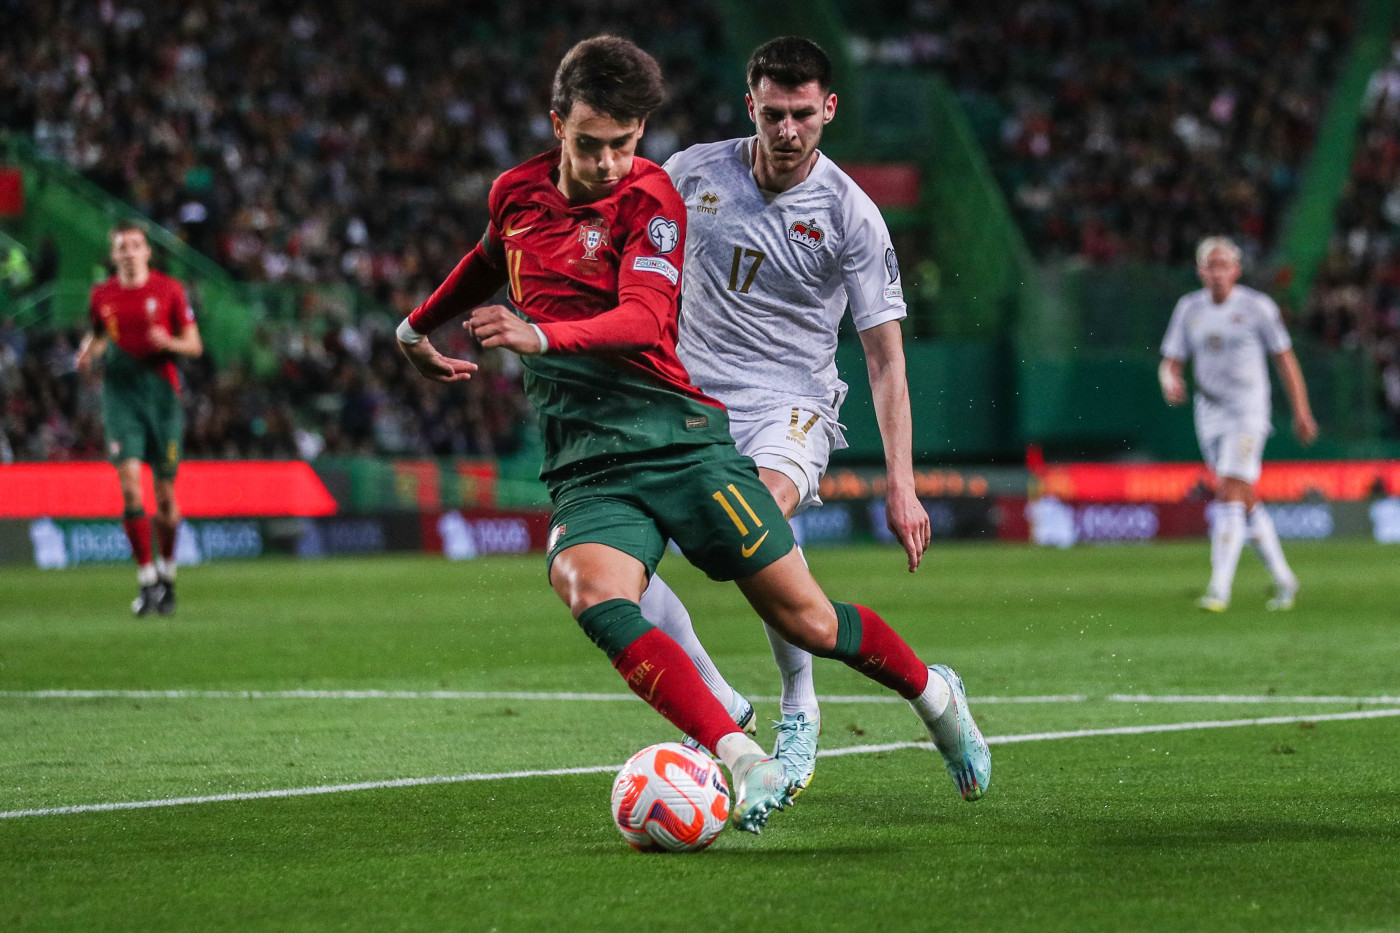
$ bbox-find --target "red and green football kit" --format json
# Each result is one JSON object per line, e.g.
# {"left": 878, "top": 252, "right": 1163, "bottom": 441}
{"left": 88, "top": 270, "right": 194, "bottom": 479}
{"left": 410, "top": 151, "right": 937, "bottom": 761}
{"left": 409, "top": 149, "right": 794, "bottom": 583}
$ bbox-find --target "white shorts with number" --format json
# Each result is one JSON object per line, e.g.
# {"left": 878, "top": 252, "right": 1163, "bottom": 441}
{"left": 1198, "top": 428, "right": 1268, "bottom": 484}
{"left": 728, "top": 405, "right": 837, "bottom": 516}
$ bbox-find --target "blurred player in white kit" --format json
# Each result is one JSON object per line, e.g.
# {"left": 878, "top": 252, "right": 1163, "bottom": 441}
{"left": 1159, "top": 237, "right": 1318, "bottom": 611}
{"left": 641, "top": 36, "right": 933, "bottom": 791}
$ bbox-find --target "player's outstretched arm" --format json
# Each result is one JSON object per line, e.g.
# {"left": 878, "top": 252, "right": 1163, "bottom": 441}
{"left": 148, "top": 322, "right": 203, "bottom": 358}
{"left": 859, "top": 320, "right": 930, "bottom": 572}
{"left": 1272, "top": 349, "right": 1318, "bottom": 445}
{"left": 1158, "top": 357, "right": 1186, "bottom": 406}
{"left": 75, "top": 332, "right": 107, "bottom": 375}
{"left": 396, "top": 240, "right": 510, "bottom": 382}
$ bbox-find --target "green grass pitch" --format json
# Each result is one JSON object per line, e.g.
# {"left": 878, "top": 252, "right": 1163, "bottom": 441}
{"left": 2, "top": 541, "right": 1398, "bottom": 932}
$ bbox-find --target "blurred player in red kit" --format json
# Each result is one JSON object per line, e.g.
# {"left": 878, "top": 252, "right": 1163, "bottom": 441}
{"left": 77, "top": 221, "right": 203, "bottom": 616}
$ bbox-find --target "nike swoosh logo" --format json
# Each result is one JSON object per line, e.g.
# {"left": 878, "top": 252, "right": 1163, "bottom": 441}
{"left": 644, "top": 670, "right": 663, "bottom": 704}
{"left": 504, "top": 225, "right": 533, "bottom": 236}
{"left": 740, "top": 530, "right": 770, "bottom": 558}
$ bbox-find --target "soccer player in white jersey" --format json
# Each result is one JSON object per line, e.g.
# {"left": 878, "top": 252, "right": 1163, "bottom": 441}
{"left": 1159, "top": 237, "right": 1318, "bottom": 611}
{"left": 640, "top": 37, "right": 935, "bottom": 792}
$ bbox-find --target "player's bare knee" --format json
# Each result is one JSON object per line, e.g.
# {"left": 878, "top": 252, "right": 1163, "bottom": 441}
{"left": 1218, "top": 478, "right": 1251, "bottom": 503}
{"left": 766, "top": 599, "right": 837, "bottom": 654}
{"left": 549, "top": 564, "right": 635, "bottom": 620}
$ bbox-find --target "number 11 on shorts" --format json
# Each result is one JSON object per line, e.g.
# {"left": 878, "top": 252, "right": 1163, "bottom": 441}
{"left": 712, "top": 484, "right": 764, "bottom": 536}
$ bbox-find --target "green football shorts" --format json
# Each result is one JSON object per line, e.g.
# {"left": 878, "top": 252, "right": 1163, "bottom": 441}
{"left": 546, "top": 443, "right": 795, "bottom": 582}
{"left": 102, "top": 379, "right": 184, "bottom": 480}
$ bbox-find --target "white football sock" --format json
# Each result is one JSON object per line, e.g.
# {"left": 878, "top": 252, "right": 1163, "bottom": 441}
{"left": 1247, "top": 505, "right": 1296, "bottom": 590}
{"left": 764, "top": 544, "right": 819, "bottom": 718}
{"left": 640, "top": 574, "right": 738, "bottom": 712}
{"left": 156, "top": 557, "right": 176, "bottom": 582}
{"left": 1208, "top": 501, "right": 1248, "bottom": 601}
{"left": 763, "top": 624, "right": 818, "bottom": 717}
{"left": 137, "top": 564, "right": 158, "bottom": 587}
{"left": 910, "top": 669, "right": 953, "bottom": 739}
{"left": 715, "top": 732, "right": 767, "bottom": 772}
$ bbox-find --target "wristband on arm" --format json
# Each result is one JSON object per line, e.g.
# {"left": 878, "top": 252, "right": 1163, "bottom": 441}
{"left": 396, "top": 318, "right": 426, "bottom": 345}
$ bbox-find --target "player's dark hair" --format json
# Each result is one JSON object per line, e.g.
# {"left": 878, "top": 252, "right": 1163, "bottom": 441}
{"left": 551, "top": 36, "right": 665, "bottom": 122}
{"left": 109, "top": 219, "right": 147, "bottom": 242}
{"left": 746, "top": 36, "right": 833, "bottom": 92}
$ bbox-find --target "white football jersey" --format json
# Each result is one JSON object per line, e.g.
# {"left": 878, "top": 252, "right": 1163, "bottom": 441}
{"left": 1161, "top": 284, "right": 1292, "bottom": 436}
{"left": 663, "top": 138, "right": 906, "bottom": 434}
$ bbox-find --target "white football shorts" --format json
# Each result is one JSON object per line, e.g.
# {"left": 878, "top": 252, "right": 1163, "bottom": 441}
{"left": 1199, "top": 428, "right": 1268, "bottom": 484}
{"left": 728, "top": 404, "right": 836, "bottom": 516}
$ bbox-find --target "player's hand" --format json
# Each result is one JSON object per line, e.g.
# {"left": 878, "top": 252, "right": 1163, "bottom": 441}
{"left": 398, "top": 335, "right": 478, "bottom": 383}
{"left": 886, "top": 484, "right": 931, "bottom": 573}
{"left": 1294, "top": 409, "right": 1318, "bottom": 446}
{"left": 1161, "top": 374, "right": 1186, "bottom": 406}
{"left": 147, "top": 325, "right": 172, "bottom": 351}
{"left": 75, "top": 350, "right": 92, "bottom": 376}
{"left": 469, "top": 305, "right": 543, "bottom": 355}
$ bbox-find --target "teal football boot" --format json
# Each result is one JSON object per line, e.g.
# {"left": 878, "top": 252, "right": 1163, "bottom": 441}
{"left": 926, "top": 665, "right": 991, "bottom": 801}
{"left": 772, "top": 712, "right": 820, "bottom": 795}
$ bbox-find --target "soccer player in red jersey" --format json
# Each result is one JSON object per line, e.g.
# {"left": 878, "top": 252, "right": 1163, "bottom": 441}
{"left": 77, "top": 222, "right": 203, "bottom": 616}
{"left": 397, "top": 36, "right": 989, "bottom": 832}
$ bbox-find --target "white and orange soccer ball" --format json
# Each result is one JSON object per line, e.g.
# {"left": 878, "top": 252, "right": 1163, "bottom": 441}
{"left": 609, "top": 742, "right": 730, "bottom": 852}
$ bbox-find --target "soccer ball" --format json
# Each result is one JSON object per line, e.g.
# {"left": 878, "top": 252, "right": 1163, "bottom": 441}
{"left": 610, "top": 742, "right": 730, "bottom": 852}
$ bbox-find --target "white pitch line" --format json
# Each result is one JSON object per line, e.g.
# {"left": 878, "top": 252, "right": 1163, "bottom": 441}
{"left": 0, "top": 689, "right": 1088, "bottom": 704}
{"left": 817, "top": 707, "right": 1400, "bottom": 756}
{"left": 0, "top": 689, "right": 642, "bottom": 702}
{"left": 6, "top": 689, "right": 1400, "bottom": 705}
{"left": 4, "top": 707, "right": 1397, "bottom": 821}
{"left": 0, "top": 765, "right": 620, "bottom": 820}
{"left": 1108, "top": 694, "right": 1400, "bottom": 705}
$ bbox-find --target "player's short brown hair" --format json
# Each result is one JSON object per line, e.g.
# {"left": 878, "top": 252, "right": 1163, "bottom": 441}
{"left": 551, "top": 36, "right": 665, "bottom": 123}
{"left": 747, "top": 36, "right": 833, "bottom": 92}
{"left": 109, "top": 219, "right": 148, "bottom": 243}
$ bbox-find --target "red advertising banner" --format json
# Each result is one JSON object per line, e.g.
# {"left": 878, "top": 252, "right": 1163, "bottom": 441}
{"left": 1037, "top": 461, "right": 1400, "bottom": 503}
{"left": 998, "top": 496, "right": 1210, "bottom": 543}
{"left": 420, "top": 509, "right": 551, "bottom": 557}
{"left": 0, "top": 462, "right": 339, "bottom": 518}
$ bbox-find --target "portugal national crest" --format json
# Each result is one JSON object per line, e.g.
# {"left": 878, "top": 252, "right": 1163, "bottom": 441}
{"left": 577, "top": 221, "right": 610, "bottom": 260}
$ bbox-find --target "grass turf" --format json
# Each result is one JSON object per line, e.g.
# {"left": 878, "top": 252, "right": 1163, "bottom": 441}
{"left": 2, "top": 541, "right": 1398, "bottom": 931}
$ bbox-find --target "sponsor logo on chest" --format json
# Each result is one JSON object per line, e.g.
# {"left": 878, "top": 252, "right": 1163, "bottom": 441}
{"left": 696, "top": 191, "right": 720, "bottom": 215}
{"left": 146, "top": 297, "right": 158, "bottom": 318}
{"left": 788, "top": 218, "right": 824, "bottom": 251}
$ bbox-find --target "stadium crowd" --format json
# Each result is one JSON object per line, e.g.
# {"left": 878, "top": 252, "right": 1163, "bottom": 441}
{"left": 1, "top": 0, "right": 736, "bottom": 312}
{"left": 846, "top": 0, "right": 1353, "bottom": 266}
{"left": 0, "top": 0, "right": 735, "bottom": 463}
{"left": 1303, "top": 39, "right": 1400, "bottom": 432}
{"left": 4, "top": 0, "right": 1398, "bottom": 451}
{"left": 0, "top": 311, "right": 531, "bottom": 463}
